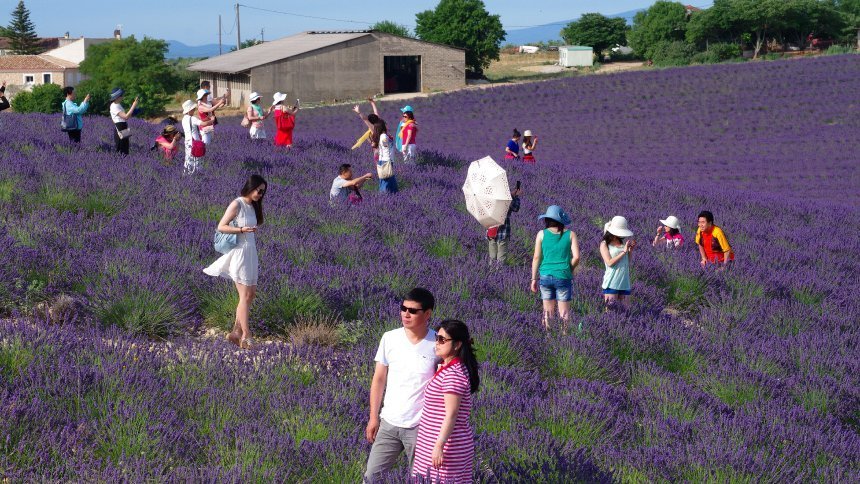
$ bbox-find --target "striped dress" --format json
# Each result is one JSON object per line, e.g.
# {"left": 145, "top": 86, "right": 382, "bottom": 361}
{"left": 412, "top": 359, "right": 474, "bottom": 483}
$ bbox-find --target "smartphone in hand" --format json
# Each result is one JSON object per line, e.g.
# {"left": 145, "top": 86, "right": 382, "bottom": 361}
{"left": 515, "top": 180, "right": 521, "bottom": 190}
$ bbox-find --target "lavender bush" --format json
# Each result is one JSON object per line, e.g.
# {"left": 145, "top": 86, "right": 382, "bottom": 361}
{"left": 0, "top": 55, "right": 858, "bottom": 481}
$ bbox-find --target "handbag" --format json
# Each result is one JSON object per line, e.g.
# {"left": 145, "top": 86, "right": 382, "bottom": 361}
{"left": 241, "top": 115, "right": 250, "bottom": 128}
{"left": 115, "top": 123, "right": 131, "bottom": 139}
{"left": 377, "top": 160, "right": 394, "bottom": 179}
{"left": 60, "top": 103, "right": 77, "bottom": 132}
{"left": 213, "top": 221, "right": 238, "bottom": 254}
{"left": 191, "top": 139, "right": 206, "bottom": 157}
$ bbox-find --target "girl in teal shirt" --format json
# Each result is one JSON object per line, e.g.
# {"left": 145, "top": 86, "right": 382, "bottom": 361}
{"left": 531, "top": 205, "right": 580, "bottom": 332}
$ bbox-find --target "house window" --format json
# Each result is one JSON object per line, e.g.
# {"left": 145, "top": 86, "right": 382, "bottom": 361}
{"left": 42, "top": 73, "right": 52, "bottom": 84}
{"left": 24, "top": 74, "right": 34, "bottom": 85}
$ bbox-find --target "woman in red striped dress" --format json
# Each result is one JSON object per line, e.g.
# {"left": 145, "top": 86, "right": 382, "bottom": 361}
{"left": 412, "top": 320, "right": 480, "bottom": 483}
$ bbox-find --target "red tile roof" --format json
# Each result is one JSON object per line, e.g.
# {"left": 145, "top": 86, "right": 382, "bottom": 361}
{"left": 0, "top": 54, "right": 78, "bottom": 70}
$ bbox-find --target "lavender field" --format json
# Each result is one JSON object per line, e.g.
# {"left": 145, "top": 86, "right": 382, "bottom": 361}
{"left": 1, "top": 55, "right": 859, "bottom": 481}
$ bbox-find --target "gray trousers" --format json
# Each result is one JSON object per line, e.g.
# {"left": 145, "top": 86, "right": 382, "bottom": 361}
{"left": 364, "top": 419, "right": 417, "bottom": 483}
{"left": 488, "top": 238, "right": 507, "bottom": 262}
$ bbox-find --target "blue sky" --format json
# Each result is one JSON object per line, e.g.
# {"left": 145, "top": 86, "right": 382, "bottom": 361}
{"left": 14, "top": 0, "right": 667, "bottom": 46}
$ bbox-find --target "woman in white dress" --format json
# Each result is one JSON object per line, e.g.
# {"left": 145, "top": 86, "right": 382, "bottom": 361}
{"left": 204, "top": 175, "right": 266, "bottom": 349}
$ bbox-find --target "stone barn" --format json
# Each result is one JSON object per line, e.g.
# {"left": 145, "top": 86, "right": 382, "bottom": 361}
{"left": 188, "top": 30, "right": 466, "bottom": 106}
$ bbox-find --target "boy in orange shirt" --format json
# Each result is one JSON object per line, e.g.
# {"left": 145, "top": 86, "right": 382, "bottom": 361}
{"left": 695, "top": 210, "right": 734, "bottom": 267}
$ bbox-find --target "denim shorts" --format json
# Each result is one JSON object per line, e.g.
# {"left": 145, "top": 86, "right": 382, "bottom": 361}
{"left": 539, "top": 275, "right": 572, "bottom": 302}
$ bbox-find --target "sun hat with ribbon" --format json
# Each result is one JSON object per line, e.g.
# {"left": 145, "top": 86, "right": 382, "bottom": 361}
{"left": 109, "top": 88, "right": 124, "bottom": 101}
{"left": 273, "top": 92, "right": 287, "bottom": 104}
{"left": 538, "top": 205, "right": 572, "bottom": 226}
{"left": 249, "top": 92, "right": 261, "bottom": 102}
{"left": 181, "top": 100, "right": 197, "bottom": 114}
{"left": 659, "top": 215, "right": 681, "bottom": 230}
{"left": 604, "top": 216, "right": 634, "bottom": 238}
{"left": 400, "top": 105, "right": 414, "bottom": 113}
{"left": 196, "top": 89, "right": 210, "bottom": 101}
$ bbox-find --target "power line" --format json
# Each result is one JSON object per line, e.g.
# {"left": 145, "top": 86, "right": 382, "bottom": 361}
{"left": 237, "top": 4, "right": 374, "bottom": 25}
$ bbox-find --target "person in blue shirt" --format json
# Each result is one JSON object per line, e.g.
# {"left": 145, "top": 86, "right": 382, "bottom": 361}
{"left": 504, "top": 129, "right": 521, "bottom": 161}
{"left": 61, "top": 86, "right": 90, "bottom": 143}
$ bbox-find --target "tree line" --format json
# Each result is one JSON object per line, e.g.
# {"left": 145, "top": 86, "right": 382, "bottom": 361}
{"left": 561, "top": 0, "right": 860, "bottom": 66}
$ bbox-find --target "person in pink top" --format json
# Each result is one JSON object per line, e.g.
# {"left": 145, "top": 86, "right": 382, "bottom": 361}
{"left": 652, "top": 215, "right": 685, "bottom": 249}
{"left": 412, "top": 319, "right": 479, "bottom": 483}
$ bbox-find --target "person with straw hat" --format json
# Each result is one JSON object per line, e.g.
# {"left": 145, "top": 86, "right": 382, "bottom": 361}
{"left": 530, "top": 205, "right": 580, "bottom": 332}
{"left": 245, "top": 92, "right": 273, "bottom": 140}
{"left": 272, "top": 91, "right": 299, "bottom": 149}
{"left": 181, "top": 99, "right": 214, "bottom": 175}
{"left": 652, "top": 215, "right": 684, "bottom": 248}
{"left": 109, "top": 88, "right": 139, "bottom": 155}
{"left": 600, "top": 216, "right": 636, "bottom": 309}
{"left": 153, "top": 124, "right": 182, "bottom": 163}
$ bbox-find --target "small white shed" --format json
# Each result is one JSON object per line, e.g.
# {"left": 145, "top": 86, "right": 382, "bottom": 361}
{"left": 559, "top": 46, "right": 593, "bottom": 67}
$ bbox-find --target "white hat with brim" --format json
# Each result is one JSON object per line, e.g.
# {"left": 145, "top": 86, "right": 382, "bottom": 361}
{"left": 273, "top": 92, "right": 287, "bottom": 104}
{"left": 660, "top": 215, "right": 681, "bottom": 230}
{"left": 182, "top": 100, "right": 197, "bottom": 114}
{"left": 249, "top": 92, "right": 261, "bottom": 102}
{"left": 523, "top": 130, "right": 533, "bottom": 137}
{"left": 604, "top": 215, "right": 634, "bottom": 238}
{"left": 196, "top": 89, "right": 209, "bottom": 101}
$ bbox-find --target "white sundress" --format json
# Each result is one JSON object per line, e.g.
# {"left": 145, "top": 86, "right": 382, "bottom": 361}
{"left": 203, "top": 198, "right": 259, "bottom": 286}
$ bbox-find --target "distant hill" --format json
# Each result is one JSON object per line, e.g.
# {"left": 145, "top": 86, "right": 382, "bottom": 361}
{"left": 166, "top": 40, "right": 234, "bottom": 59}
{"left": 504, "top": 8, "right": 643, "bottom": 45}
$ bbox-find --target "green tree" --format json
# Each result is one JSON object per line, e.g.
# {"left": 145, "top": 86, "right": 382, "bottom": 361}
{"left": 371, "top": 20, "right": 412, "bottom": 38}
{"left": 834, "top": 0, "right": 860, "bottom": 47}
{"left": 6, "top": 1, "right": 40, "bottom": 54}
{"left": 560, "top": 13, "right": 628, "bottom": 60}
{"left": 11, "top": 83, "right": 63, "bottom": 113}
{"left": 628, "top": 1, "right": 690, "bottom": 59}
{"left": 415, "top": 0, "right": 506, "bottom": 78}
{"left": 230, "top": 39, "right": 263, "bottom": 51}
{"left": 78, "top": 36, "right": 180, "bottom": 117}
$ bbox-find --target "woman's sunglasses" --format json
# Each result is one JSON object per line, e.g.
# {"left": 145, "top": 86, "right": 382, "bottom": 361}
{"left": 435, "top": 335, "right": 452, "bottom": 344}
{"left": 399, "top": 304, "right": 425, "bottom": 314}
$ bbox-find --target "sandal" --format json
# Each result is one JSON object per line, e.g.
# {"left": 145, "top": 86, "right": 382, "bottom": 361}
{"left": 240, "top": 337, "right": 255, "bottom": 349}
{"left": 226, "top": 332, "right": 241, "bottom": 346}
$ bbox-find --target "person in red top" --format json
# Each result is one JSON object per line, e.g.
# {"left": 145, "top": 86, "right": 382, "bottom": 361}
{"left": 412, "top": 319, "right": 479, "bottom": 483}
{"left": 399, "top": 110, "right": 417, "bottom": 163}
{"left": 695, "top": 210, "right": 734, "bottom": 267}
{"left": 272, "top": 91, "right": 299, "bottom": 149}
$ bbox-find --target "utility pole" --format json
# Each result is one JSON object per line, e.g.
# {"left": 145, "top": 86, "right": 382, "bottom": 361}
{"left": 261, "top": 28, "right": 264, "bottom": 43}
{"left": 218, "top": 15, "right": 222, "bottom": 55}
{"left": 236, "top": 3, "right": 241, "bottom": 50}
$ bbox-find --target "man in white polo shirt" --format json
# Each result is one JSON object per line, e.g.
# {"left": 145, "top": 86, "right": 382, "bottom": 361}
{"left": 364, "top": 288, "right": 439, "bottom": 482}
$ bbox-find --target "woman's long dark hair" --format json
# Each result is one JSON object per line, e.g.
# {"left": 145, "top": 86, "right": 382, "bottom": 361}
{"left": 240, "top": 174, "right": 266, "bottom": 224}
{"left": 437, "top": 319, "right": 479, "bottom": 393}
{"left": 370, "top": 118, "right": 388, "bottom": 148}
{"left": 545, "top": 218, "right": 564, "bottom": 235}
{"left": 602, "top": 231, "right": 622, "bottom": 245}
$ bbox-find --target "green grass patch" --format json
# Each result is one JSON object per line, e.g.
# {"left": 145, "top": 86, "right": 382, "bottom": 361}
{"left": 503, "top": 287, "right": 534, "bottom": 312}
{"left": 92, "top": 287, "right": 190, "bottom": 338}
{"left": 449, "top": 279, "right": 471, "bottom": 300}
{"left": 0, "top": 337, "right": 34, "bottom": 383}
{"left": 615, "top": 340, "right": 703, "bottom": 377}
{"left": 197, "top": 284, "right": 240, "bottom": 331}
{"left": 425, "top": 235, "right": 462, "bottom": 258}
{"left": 94, "top": 409, "right": 163, "bottom": 464}
{"left": 791, "top": 288, "right": 824, "bottom": 306}
{"left": 371, "top": 272, "right": 415, "bottom": 294}
{"left": 382, "top": 231, "right": 405, "bottom": 247}
{"left": 631, "top": 368, "right": 702, "bottom": 422}
{"left": 664, "top": 272, "right": 707, "bottom": 313}
{"left": 681, "top": 465, "right": 755, "bottom": 483}
{"left": 286, "top": 246, "right": 315, "bottom": 266}
{"left": 797, "top": 388, "right": 831, "bottom": 415}
{"left": 473, "top": 334, "right": 521, "bottom": 367}
{"left": 700, "top": 375, "right": 764, "bottom": 408}
{"left": 536, "top": 414, "right": 607, "bottom": 449}
{"left": 317, "top": 221, "right": 362, "bottom": 237}
{"left": 191, "top": 204, "right": 224, "bottom": 222}
{"left": 259, "top": 287, "right": 328, "bottom": 335}
{"left": 9, "top": 225, "right": 36, "bottom": 247}
{"left": 0, "top": 178, "right": 18, "bottom": 203}
{"left": 545, "top": 348, "right": 619, "bottom": 383}
{"left": 474, "top": 407, "right": 514, "bottom": 434}
{"left": 275, "top": 409, "right": 331, "bottom": 447}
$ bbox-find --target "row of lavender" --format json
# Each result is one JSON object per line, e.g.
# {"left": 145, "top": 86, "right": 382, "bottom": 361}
{"left": 1, "top": 56, "right": 858, "bottom": 480}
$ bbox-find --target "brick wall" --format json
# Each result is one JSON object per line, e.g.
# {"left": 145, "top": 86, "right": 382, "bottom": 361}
{"left": 376, "top": 34, "right": 465, "bottom": 92}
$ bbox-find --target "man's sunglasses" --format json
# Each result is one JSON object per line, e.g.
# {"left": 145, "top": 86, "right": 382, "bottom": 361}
{"left": 399, "top": 304, "right": 425, "bottom": 314}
